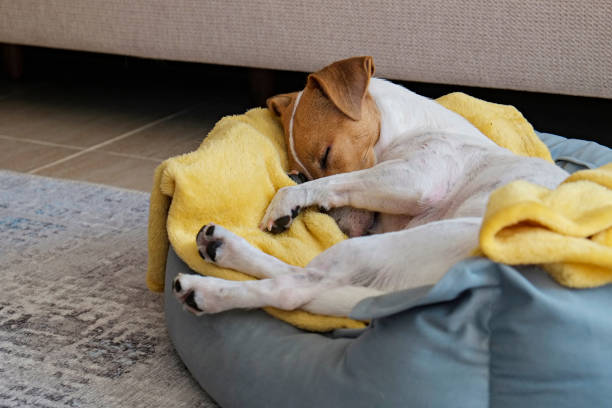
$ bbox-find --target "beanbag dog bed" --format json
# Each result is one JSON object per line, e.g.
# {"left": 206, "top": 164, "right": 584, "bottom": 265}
{"left": 150, "top": 96, "right": 612, "bottom": 407}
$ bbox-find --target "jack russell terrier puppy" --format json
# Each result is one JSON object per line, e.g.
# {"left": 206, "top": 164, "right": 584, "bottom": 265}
{"left": 173, "top": 56, "right": 568, "bottom": 317}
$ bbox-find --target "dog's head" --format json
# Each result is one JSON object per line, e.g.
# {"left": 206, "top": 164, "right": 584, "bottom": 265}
{"left": 267, "top": 57, "right": 381, "bottom": 237}
{"left": 267, "top": 56, "right": 381, "bottom": 180}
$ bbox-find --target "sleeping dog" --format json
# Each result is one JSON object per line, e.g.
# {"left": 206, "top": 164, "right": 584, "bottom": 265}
{"left": 173, "top": 56, "right": 568, "bottom": 317}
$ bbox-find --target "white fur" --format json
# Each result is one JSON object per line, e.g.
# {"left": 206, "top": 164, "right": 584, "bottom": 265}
{"left": 175, "top": 79, "right": 568, "bottom": 317}
{"left": 287, "top": 91, "right": 312, "bottom": 180}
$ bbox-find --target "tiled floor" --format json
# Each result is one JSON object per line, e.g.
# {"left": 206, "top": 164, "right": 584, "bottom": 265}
{"left": 0, "top": 71, "right": 250, "bottom": 192}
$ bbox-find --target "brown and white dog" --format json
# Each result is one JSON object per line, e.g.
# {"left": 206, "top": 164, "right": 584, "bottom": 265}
{"left": 173, "top": 56, "right": 568, "bottom": 317}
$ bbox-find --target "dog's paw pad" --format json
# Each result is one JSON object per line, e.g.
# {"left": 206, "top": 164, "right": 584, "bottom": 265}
{"left": 173, "top": 274, "right": 205, "bottom": 314}
{"left": 270, "top": 215, "right": 290, "bottom": 233}
{"left": 173, "top": 277, "right": 183, "bottom": 293}
{"left": 269, "top": 206, "right": 301, "bottom": 234}
{"left": 196, "top": 223, "right": 224, "bottom": 262}
{"left": 184, "top": 291, "right": 203, "bottom": 312}
{"left": 205, "top": 240, "right": 222, "bottom": 262}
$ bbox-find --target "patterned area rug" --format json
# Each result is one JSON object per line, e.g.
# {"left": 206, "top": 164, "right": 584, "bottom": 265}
{"left": 0, "top": 171, "right": 217, "bottom": 408}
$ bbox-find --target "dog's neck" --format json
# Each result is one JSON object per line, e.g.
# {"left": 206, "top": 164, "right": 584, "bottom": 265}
{"left": 368, "top": 78, "right": 495, "bottom": 162}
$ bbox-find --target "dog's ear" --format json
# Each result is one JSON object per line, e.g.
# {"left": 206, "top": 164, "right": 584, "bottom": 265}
{"left": 266, "top": 92, "right": 298, "bottom": 117}
{"left": 306, "top": 56, "right": 375, "bottom": 121}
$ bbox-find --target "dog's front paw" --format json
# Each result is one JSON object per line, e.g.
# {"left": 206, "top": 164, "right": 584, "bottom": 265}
{"left": 260, "top": 186, "right": 305, "bottom": 233}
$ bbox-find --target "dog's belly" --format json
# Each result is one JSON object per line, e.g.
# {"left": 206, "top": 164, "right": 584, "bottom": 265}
{"left": 328, "top": 206, "right": 376, "bottom": 237}
{"left": 370, "top": 213, "right": 414, "bottom": 233}
{"left": 330, "top": 209, "right": 414, "bottom": 236}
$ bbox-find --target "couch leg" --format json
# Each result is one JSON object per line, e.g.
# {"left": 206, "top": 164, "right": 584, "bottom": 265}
{"left": 248, "top": 67, "right": 277, "bottom": 107}
{"left": 2, "top": 44, "right": 24, "bottom": 80}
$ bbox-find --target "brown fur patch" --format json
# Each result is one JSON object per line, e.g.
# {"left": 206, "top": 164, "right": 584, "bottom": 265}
{"left": 267, "top": 56, "right": 381, "bottom": 179}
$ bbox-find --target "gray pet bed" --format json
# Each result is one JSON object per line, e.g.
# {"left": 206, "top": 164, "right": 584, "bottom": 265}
{"left": 164, "top": 132, "right": 612, "bottom": 408}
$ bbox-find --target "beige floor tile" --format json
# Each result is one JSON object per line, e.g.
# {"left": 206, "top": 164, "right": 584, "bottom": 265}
{"left": 35, "top": 150, "right": 161, "bottom": 192}
{"left": 0, "top": 137, "right": 80, "bottom": 172}
{"left": 99, "top": 105, "right": 211, "bottom": 160}
{"left": 100, "top": 95, "right": 250, "bottom": 160}
{"left": 0, "top": 82, "right": 201, "bottom": 148}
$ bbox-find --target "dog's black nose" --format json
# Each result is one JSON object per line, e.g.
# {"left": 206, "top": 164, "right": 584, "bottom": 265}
{"left": 288, "top": 172, "right": 308, "bottom": 184}
{"left": 174, "top": 278, "right": 182, "bottom": 293}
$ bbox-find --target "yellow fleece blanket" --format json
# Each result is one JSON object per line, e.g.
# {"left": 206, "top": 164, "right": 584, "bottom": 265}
{"left": 480, "top": 164, "right": 612, "bottom": 288}
{"left": 147, "top": 92, "right": 589, "bottom": 332}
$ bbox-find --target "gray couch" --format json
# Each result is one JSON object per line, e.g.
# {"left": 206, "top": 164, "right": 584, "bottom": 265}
{"left": 1, "top": 0, "right": 610, "bottom": 98}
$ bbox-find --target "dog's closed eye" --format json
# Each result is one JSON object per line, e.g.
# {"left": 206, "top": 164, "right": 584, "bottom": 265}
{"left": 320, "top": 146, "right": 331, "bottom": 170}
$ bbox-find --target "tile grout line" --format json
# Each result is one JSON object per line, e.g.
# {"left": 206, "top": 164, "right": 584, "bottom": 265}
{"left": 100, "top": 150, "right": 163, "bottom": 163}
{"left": 0, "top": 133, "right": 163, "bottom": 163}
{"left": 0, "top": 133, "right": 83, "bottom": 150}
{"left": 28, "top": 104, "right": 199, "bottom": 175}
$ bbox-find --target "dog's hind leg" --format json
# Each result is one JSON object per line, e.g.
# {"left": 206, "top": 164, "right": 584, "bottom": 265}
{"left": 173, "top": 269, "right": 381, "bottom": 316}
{"left": 175, "top": 218, "right": 480, "bottom": 316}
{"left": 276, "top": 217, "right": 480, "bottom": 316}
{"left": 172, "top": 223, "right": 384, "bottom": 316}
{"left": 306, "top": 217, "right": 482, "bottom": 292}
